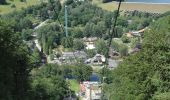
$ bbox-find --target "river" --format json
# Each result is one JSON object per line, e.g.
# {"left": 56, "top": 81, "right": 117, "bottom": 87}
{"left": 127, "top": 0, "right": 170, "bottom": 3}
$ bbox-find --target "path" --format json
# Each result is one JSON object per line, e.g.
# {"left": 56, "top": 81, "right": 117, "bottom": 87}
{"left": 32, "top": 19, "right": 49, "bottom": 52}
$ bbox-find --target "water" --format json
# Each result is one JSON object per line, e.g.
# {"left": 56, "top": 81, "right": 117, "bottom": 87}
{"left": 90, "top": 73, "right": 100, "bottom": 82}
{"left": 127, "top": 0, "right": 170, "bottom": 3}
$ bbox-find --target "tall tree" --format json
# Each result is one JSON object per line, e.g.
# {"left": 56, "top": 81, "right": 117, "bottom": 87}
{"left": 0, "top": 20, "right": 31, "bottom": 100}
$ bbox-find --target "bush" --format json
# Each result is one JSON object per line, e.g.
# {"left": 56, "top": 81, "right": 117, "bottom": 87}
{"left": 119, "top": 44, "right": 128, "bottom": 56}
{"left": 73, "top": 39, "right": 84, "bottom": 50}
{"left": 11, "top": 4, "right": 16, "bottom": 8}
{"left": 50, "top": 54, "right": 54, "bottom": 60}
{"left": 121, "top": 35, "right": 131, "bottom": 43}
{"left": 85, "top": 49, "right": 96, "bottom": 58}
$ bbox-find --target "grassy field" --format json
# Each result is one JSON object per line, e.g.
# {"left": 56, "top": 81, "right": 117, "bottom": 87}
{"left": 0, "top": 0, "right": 40, "bottom": 14}
{"left": 93, "top": 0, "right": 170, "bottom": 13}
{"left": 69, "top": 79, "right": 80, "bottom": 93}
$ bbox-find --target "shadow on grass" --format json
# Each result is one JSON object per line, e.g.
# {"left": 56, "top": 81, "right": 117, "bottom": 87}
{"left": 0, "top": 2, "right": 11, "bottom": 5}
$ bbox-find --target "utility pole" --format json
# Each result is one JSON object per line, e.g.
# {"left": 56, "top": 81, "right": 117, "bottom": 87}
{"left": 65, "top": 1, "right": 68, "bottom": 37}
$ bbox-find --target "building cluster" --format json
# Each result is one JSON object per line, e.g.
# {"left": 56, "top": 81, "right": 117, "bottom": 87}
{"left": 80, "top": 81, "right": 101, "bottom": 100}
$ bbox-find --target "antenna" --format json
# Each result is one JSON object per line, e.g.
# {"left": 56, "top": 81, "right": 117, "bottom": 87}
{"left": 65, "top": 2, "right": 68, "bottom": 37}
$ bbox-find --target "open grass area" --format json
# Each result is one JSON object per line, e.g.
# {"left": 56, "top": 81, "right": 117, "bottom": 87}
{"left": 93, "top": 0, "right": 170, "bottom": 13}
{"left": 0, "top": 0, "right": 40, "bottom": 14}
{"left": 69, "top": 79, "right": 80, "bottom": 93}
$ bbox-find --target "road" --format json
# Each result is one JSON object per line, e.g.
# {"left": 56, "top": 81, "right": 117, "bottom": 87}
{"left": 32, "top": 19, "right": 49, "bottom": 52}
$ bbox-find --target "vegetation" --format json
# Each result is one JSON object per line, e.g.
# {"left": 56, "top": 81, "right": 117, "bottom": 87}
{"left": 0, "top": 0, "right": 40, "bottom": 14}
{"left": 0, "top": 19, "right": 31, "bottom": 100}
{"left": 0, "top": 0, "right": 170, "bottom": 99}
{"left": 103, "top": 15, "right": 170, "bottom": 100}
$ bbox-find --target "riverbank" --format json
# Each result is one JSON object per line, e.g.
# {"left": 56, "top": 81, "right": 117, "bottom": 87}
{"left": 94, "top": 1, "right": 170, "bottom": 13}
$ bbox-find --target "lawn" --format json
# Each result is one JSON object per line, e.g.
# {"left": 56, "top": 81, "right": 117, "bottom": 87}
{"left": 69, "top": 79, "right": 80, "bottom": 93}
{"left": 93, "top": 0, "right": 118, "bottom": 11}
{"left": 0, "top": 0, "right": 40, "bottom": 14}
{"left": 93, "top": 0, "right": 170, "bottom": 13}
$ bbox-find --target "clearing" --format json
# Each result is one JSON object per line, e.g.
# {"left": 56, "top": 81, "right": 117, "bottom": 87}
{"left": 69, "top": 79, "right": 80, "bottom": 93}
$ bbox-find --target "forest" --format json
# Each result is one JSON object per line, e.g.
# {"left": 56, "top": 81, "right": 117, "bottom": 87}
{"left": 102, "top": 15, "right": 170, "bottom": 100}
{"left": 0, "top": 0, "right": 170, "bottom": 100}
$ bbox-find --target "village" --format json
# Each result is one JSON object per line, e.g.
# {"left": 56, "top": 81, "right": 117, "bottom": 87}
{"left": 30, "top": 18, "right": 148, "bottom": 100}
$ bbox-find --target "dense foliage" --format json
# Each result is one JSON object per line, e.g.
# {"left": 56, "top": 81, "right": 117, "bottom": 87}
{"left": 103, "top": 15, "right": 170, "bottom": 100}
{"left": 0, "top": 20, "right": 31, "bottom": 100}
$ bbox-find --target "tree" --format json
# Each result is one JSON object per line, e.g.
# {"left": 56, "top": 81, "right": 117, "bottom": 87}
{"left": 0, "top": 0, "right": 6, "bottom": 4}
{"left": 71, "top": 28, "right": 83, "bottom": 38}
{"left": 19, "top": 18, "right": 33, "bottom": 30}
{"left": 30, "top": 48, "right": 41, "bottom": 66}
{"left": 61, "top": 37, "right": 73, "bottom": 48}
{"left": 22, "top": 29, "right": 33, "bottom": 41}
{"left": 73, "top": 39, "right": 84, "bottom": 50}
{"left": 31, "top": 64, "right": 68, "bottom": 100}
{"left": 74, "top": 64, "right": 93, "bottom": 82}
{"left": 0, "top": 20, "right": 31, "bottom": 100}
{"left": 95, "top": 39, "right": 108, "bottom": 57}
{"left": 84, "top": 23, "right": 95, "bottom": 37}
{"left": 121, "top": 34, "right": 130, "bottom": 43}
{"left": 85, "top": 49, "right": 96, "bottom": 58}
{"left": 104, "top": 12, "right": 112, "bottom": 28}
{"left": 119, "top": 44, "right": 128, "bottom": 56}
{"left": 103, "top": 15, "right": 170, "bottom": 100}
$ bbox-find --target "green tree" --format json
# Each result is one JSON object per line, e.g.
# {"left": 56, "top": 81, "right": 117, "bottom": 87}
{"left": 73, "top": 39, "right": 84, "bottom": 50}
{"left": 121, "top": 34, "right": 130, "bottom": 43}
{"left": 95, "top": 39, "right": 108, "bottom": 57}
{"left": 19, "top": 17, "right": 33, "bottom": 30}
{"left": 74, "top": 64, "right": 93, "bottom": 82}
{"left": 103, "top": 15, "right": 170, "bottom": 100}
{"left": 85, "top": 49, "right": 96, "bottom": 58}
{"left": 61, "top": 37, "right": 73, "bottom": 48}
{"left": 0, "top": 20, "right": 31, "bottom": 100}
{"left": 31, "top": 64, "right": 68, "bottom": 100}
{"left": 22, "top": 29, "right": 33, "bottom": 41}
{"left": 0, "top": 0, "right": 6, "bottom": 4}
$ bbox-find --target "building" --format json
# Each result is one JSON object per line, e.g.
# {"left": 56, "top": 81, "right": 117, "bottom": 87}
{"left": 125, "top": 27, "right": 148, "bottom": 38}
{"left": 80, "top": 81, "right": 101, "bottom": 100}
{"left": 59, "top": 51, "right": 87, "bottom": 63}
{"left": 85, "top": 54, "right": 106, "bottom": 65}
{"left": 83, "top": 37, "right": 97, "bottom": 50}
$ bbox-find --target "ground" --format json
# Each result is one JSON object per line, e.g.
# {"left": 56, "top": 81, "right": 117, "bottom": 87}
{"left": 0, "top": 0, "right": 40, "bottom": 14}
{"left": 92, "top": 0, "right": 170, "bottom": 13}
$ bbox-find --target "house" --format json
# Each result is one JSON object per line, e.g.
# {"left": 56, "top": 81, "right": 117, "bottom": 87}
{"left": 86, "top": 54, "right": 106, "bottom": 65}
{"left": 59, "top": 51, "right": 87, "bottom": 63}
{"left": 124, "top": 27, "right": 148, "bottom": 38}
{"left": 83, "top": 37, "right": 97, "bottom": 50}
{"left": 131, "top": 27, "right": 148, "bottom": 37}
{"left": 109, "top": 48, "right": 119, "bottom": 58}
{"left": 80, "top": 81, "right": 101, "bottom": 100}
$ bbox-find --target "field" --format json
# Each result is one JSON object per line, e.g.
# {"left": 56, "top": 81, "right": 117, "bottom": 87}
{"left": 69, "top": 79, "right": 80, "bottom": 93}
{"left": 0, "top": 0, "right": 40, "bottom": 14}
{"left": 93, "top": 0, "right": 170, "bottom": 13}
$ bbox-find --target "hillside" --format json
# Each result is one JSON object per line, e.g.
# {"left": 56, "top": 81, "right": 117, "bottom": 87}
{"left": 0, "top": 0, "right": 40, "bottom": 14}
{"left": 103, "top": 15, "right": 170, "bottom": 100}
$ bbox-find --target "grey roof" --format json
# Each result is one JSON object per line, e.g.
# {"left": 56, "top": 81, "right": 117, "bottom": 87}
{"left": 108, "top": 59, "right": 119, "bottom": 68}
{"left": 62, "top": 51, "right": 87, "bottom": 59}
